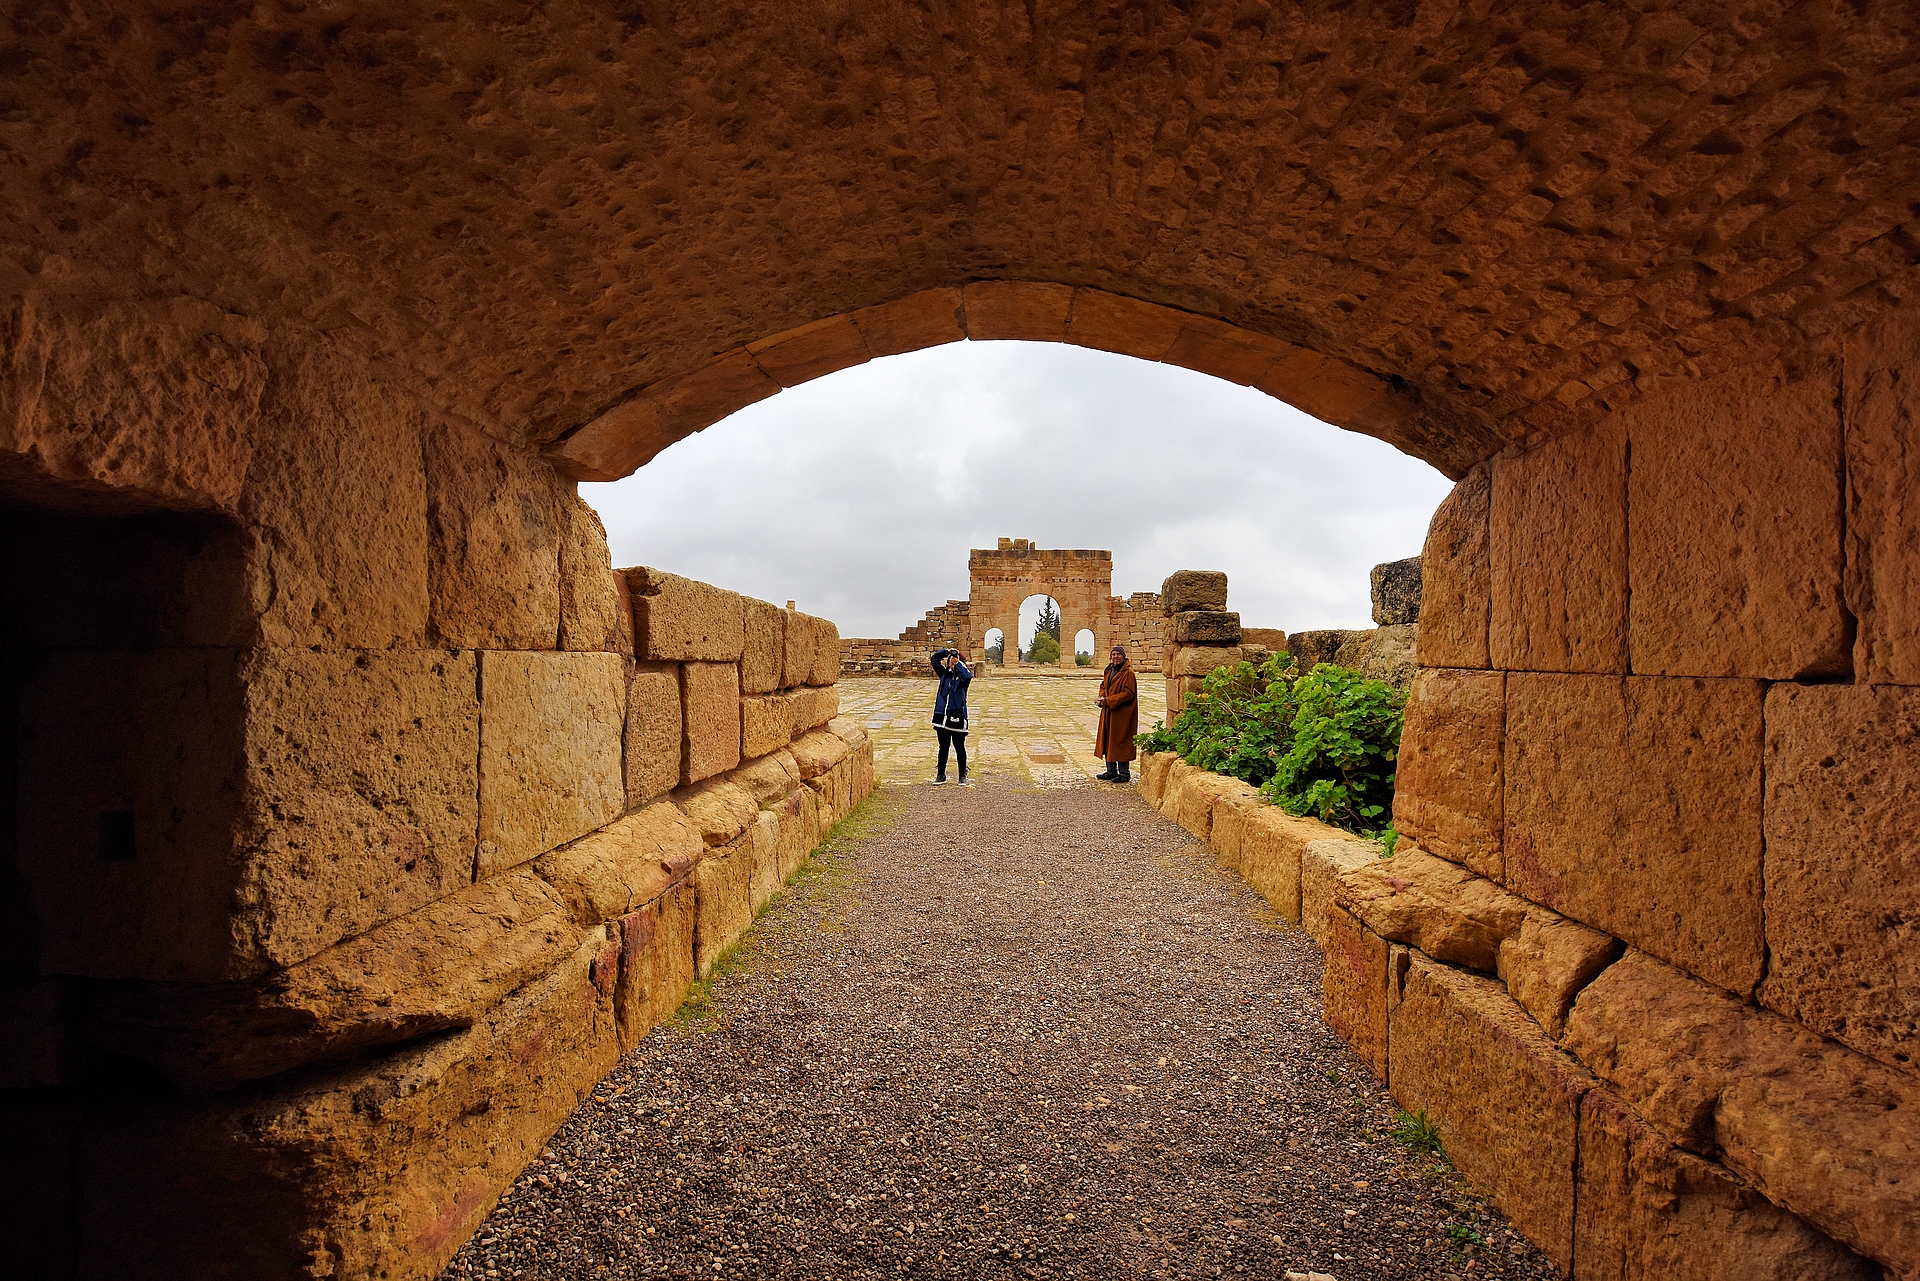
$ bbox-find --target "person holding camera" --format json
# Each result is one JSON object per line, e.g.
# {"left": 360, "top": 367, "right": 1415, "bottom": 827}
{"left": 929, "top": 646, "right": 972, "bottom": 786}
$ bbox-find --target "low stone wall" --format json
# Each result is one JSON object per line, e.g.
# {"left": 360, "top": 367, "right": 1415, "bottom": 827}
{"left": 11, "top": 558, "right": 872, "bottom": 1281}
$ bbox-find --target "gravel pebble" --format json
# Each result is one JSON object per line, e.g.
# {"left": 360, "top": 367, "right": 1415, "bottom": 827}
{"left": 440, "top": 775, "right": 1557, "bottom": 1280}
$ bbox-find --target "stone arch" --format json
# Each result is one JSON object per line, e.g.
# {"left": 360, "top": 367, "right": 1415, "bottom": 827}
{"left": 545, "top": 284, "right": 1486, "bottom": 483}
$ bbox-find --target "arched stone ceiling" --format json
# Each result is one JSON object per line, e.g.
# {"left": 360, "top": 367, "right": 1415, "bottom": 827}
{"left": 5, "top": 0, "right": 1918, "bottom": 476}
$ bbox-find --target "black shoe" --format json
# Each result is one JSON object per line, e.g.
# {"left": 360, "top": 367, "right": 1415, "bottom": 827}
{"left": 1095, "top": 766, "right": 1119, "bottom": 781}
{"left": 1117, "top": 765, "right": 1131, "bottom": 783}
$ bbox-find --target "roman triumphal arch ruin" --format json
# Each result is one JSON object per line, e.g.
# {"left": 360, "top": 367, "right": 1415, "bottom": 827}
{"left": 840, "top": 538, "right": 1167, "bottom": 673}
{"left": 2, "top": 3, "right": 1919, "bottom": 1279}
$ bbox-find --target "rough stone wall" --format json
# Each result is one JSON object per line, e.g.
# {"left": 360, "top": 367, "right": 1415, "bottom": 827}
{"left": 0, "top": 327, "right": 872, "bottom": 1280}
{"left": 1148, "top": 322, "right": 1920, "bottom": 1279}
{"left": 838, "top": 539, "right": 1166, "bottom": 675}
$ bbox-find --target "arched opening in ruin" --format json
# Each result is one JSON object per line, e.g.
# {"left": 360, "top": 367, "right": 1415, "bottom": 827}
{"left": 1074, "top": 629, "right": 1097, "bottom": 666}
{"left": 982, "top": 628, "right": 1006, "bottom": 666}
{"left": 1018, "top": 595, "right": 1064, "bottom": 667}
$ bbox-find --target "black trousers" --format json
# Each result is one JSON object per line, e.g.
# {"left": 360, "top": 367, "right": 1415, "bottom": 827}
{"left": 936, "top": 727, "right": 968, "bottom": 779}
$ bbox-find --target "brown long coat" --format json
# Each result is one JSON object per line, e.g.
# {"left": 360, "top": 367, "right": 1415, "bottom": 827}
{"left": 1095, "top": 660, "right": 1139, "bottom": 761}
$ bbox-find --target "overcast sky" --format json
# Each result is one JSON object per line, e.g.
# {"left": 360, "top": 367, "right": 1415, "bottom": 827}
{"left": 585, "top": 341, "right": 1454, "bottom": 644}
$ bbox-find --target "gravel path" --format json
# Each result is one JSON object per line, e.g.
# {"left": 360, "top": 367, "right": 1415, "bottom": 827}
{"left": 441, "top": 776, "right": 1556, "bottom": 1281}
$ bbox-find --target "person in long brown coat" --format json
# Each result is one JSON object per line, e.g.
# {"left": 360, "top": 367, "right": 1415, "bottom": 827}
{"left": 1094, "top": 645, "right": 1138, "bottom": 782}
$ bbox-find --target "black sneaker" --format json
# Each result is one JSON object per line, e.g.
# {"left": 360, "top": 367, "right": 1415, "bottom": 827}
{"left": 1095, "top": 766, "right": 1119, "bottom": 781}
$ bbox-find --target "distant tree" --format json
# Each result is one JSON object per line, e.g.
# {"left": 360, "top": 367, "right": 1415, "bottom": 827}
{"left": 1036, "top": 598, "right": 1061, "bottom": 643}
{"left": 985, "top": 634, "right": 1004, "bottom": 664}
{"left": 1029, "top": 631, "right": 1061, "bottom": 663}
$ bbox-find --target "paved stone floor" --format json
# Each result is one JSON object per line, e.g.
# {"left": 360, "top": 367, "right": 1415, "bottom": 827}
{"left": 838, "top": 672, "right": 1169, "bottom": 788}
{"left": 441, "top": 759, "right": 1552, "bottom": 1281}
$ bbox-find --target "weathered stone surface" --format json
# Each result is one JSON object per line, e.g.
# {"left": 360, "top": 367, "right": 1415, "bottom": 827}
{"left": 1370, "top": 557, "right": 1422, "bottom": 626}
{"left": 1575, "top": 1088, "right": 1879, "bottom": 1281}
{"left": 1171, "top": 611, "right": 1241, "bottom": 645}
{"left": 88, "top": 868, "right": 581, "bottom": 1089}
{"left": 1323, "top": 906, "right": 1392, "bottom": 1079}
{"left": 244, "top": 345, "right": 432, "bottom": 648}
{"left": 825, "top": 716, "right": 869, "bottom": 755}
{"left": 1490, "top": 419, "right": 1629, "bottom": 674}
{"left": 1301, "top": 838, "right": 1382, "bottom": 952}
{"left": 1288, "top": 629, "right": 1357, "bottom": 675}
{"left": 1063, "top": 288, "right": 1186, "bottom": 360}
{"left": 741, "top": 692, "right": 792, "bottom": 759}
{"left": 781, "top": 609, "right": 817, "bottom": 688}
{"left": 1168, "top": 644, "right": 1246, "bottom": 678}
{"left": 479, "top": 650, "right": 625, "bottom": 877}
{"left": 680, "top": 660, "right": 742, "bottom": 786}
{"left": 613, "top": 878, "right": 696, "bottom": 1050}
{"left": 809, "top": 617, "right": 841, "bottom": 686}
{"left": 425, "top": 426, "right": 564, "bottom": 649}
{"left": 746, "top": 313, "right": 871, "bottom": 386}
{"left": 1390, "top": 953, "right": 1594, "bottom": 1273}
{"left": 22, "top": 647, "right": 484, "bottom": 981}
{"left": 1564, "top": 950, "right": 1920, "bottom": 1274}
{"left": 1845, "top": 309, "right": 1920, "bottom": 685}
{"left": 1417, "top": 463, "right": 1492, "bottom": 670}
{"left": 1627, "top": 359, "right": 1849, "bottom": 680}
{"left": 557, "top": 493, "right": 629, "bottom": 654}
{"left": 785, "top": 684, "right": 840, "bottom": 737}
{"left": 1762, "top": 682, "right": 1920, "bottom": 1073}
{"left": 1160, "top": 570, "right": 1228, "bottom": 613}
{"left": 80, "top": 933, "right": 619, "bottom": 1281}
{"left": 1498, "top": 908, "right": 1620, "bottom": 1042}
{"left": 776, "top": 785, "right": 821, "bottom": 882}
{"left": 748, "top": 810, "right": 783, "bottom": 913}
{"left": 693, "top": 837, "right": 752, "bottom": 975}
{"left": 1136, "top": 752, "right": 1177, "bottom": 810}
{"left": 1335, "top": 847, "right": 1530, "bottom": 973}
{"left": 1504, "top": 673, "right": 1764, "bottom": 997}
{"left": 672, "top": 778, "right": 759, "bottom": 848}
{"left": 534, "top": 802, "right": 702, "bottom": 925}
{"left": 1239, "top": 806, "right": 1347, "bottom": 925}
{"left": 790, "top": 728, "right": 853, "bottom": 781}
{"left": 1241, "top": 627, "right": 1287, "bottom": 652}
{"left": 963, "top": 281, "right": 1073, "bottom": 341}
{"left": 624, "top": 667, "right": 683, "bottom": 807}
{"left": 1168, "top": 765, "right": 1259, "bottom": 843}
{"left": 1393, "top": 668, "right": 1505, "bottom": 880}
{"left": 733, "top": 750, "right": 802, "bottom": 809}
{"left": 626, "top": 568, "right": 745, "bottom": 662}
{"left": 741, "top": 597, "right": 786, "bottom": 694}
{"left": 1357, "top": 623, "right": 1417, "bottom": 689}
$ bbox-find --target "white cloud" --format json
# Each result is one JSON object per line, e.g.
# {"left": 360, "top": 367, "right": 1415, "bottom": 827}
{"left": 585, "top": 341, "right": 1454, "bottom": 640}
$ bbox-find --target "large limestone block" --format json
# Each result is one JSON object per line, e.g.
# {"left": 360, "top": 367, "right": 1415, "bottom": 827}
{"left": 79, "top": 934, "right": 619, "bottom": 1281}
{"left": 1574, "top": 1088, "right": 1879, "bottom": 1281}
{"left": 1208, "top": 793, "right": 1254, "bottom": 872}
{"left": 1168, "top": 644, "right": 1246, "bottom": 678}
{"left": 693, "top": 838, "right": 752, "bottom": 975}
{"left": 740, "top": 597, "right": 786, "bottom": 694}
{"left": 748, "top": 810, "right": 783, "bottom": 913}
{"left": 86, "top": 868, "right": 579, "bottom": 1090}
{"left": 624, "top": 667, "right": 683, "bottom": 807}
{"left": 1288, "top": 629, "right": 1357, "bottom": 675}
{"left": 1370, "top": 557, "right": 1422, "bottom": 626}
{"left": 557, "top": 494, "right": 630, "bottom": 654}
{"left": 1170, "top": 767, "right": 1258, "bottom": 842}
{"left": 741, "top": 692, "right": 793, "bottom": 758}
{"left": 1563, "top": 951, "right": 1920, "bottom": 1274}
{"left": 1335, "top": 846, "right": 1531, "bottom": 973}
{"left": 0, "top": 297, "right": 264, "bottom": 513}
{"left": 672, "top": 778, "right": 758, "bottom": 848}
{"left": 1356, "top": 623, "right": 1417, "bottom": 689}
{"left": 1393, "top": 669, "right": 1505, "bottom": 879}
{"left": 781, "top": 609, "right": 817, "bottom": 688}
{"left": 1627, "top": 359, "right": 1848, "bottom": 679}
{"left": 1490, "top": 418, "right": 1629, "bottom": 673}
{"left": 680, "top": 660, "right": 742, "bottom": 785}
{"left": 19, "top": 647, "right": 483, "bottom": 982}
{"left": 1064, "top": 288, "right": 1186, "bottom": 360}
{"left": 825, "top": 716, "right": 869, "bottom": 754}
{"left": 1241, "top": 627, "right": 1288, "bottom": 652}
{"left": 533, "top": 802, "right": 703, "bottom": 925}
{"left": 732, "top": 749, "right": 802, "bottom": 808}
{"left": 478, "top": 651, "right": 625, "bottom": 876}
{"left": 962, "top": 280, "right": 1073, "bottom": 341}
{"left": 809, "top": 683, "right": 841, "bottom": 729}
{"left": 746, "top": 313, "right": 872, "bottom": 386}
{"left": 626, "top": 567, "right": 745, "bottom": 662}
{"left": 776, "top": 786, "right": 820, "bottom": 882}
{"left": 1845, "top": 310, "right": 1920, "bottom": 684}
{"left": 1760, "top": 683, "right": 1920, "bottom": 1072}
{"left": 1498, "top": 909, "right": 1620, "bottom": 1041}
{"left": 613, "top": 878, "right": 697, "bottom": 1049}
{"left": 790, "top": 728, "right": 852, "bottom": 781}
{"left": 1301, "top": 838, "right": 1383, "bottom": 951}
{"left": 850, "top": 288, "right": 966, "bottom": 358}
{"left": 1171, "top": 611, "right": 1242, "bottom": 645}
{"left": 809, "top": 618, "right": 841, "bottom": 686}
{"left": 424, "top": 425, "right": 564, "bottom": 649}
{"left": 1160, "top": 570, "right": 1229, "bottom": 613}
{"left": 1418, "top": 462, "right": 1492, "bottom": 669}
{"left": 1390, "top": 953, "right": 1595, "bottom": 1273}
{"left": 244, "top": 346, "right": 433, "bottom": 648}
{"left": 1323, "top": 906, "right": 1392, "bottom": 1079}
{"left": 1238, "top": 806, "right": 1345, "bottom": 924}
{"left": 1504, "top": 673, "right": 1764, "bottom": 997}
{"left": 1136, "top": 752, "right": 1177, "bottom": 808}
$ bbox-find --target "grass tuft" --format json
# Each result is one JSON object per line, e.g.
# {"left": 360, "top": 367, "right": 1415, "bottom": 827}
{"left": 1389, "top": 1108, "right": 1446, "bottom": 1158}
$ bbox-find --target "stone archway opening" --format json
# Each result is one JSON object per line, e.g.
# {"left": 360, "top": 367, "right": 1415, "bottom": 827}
{"left": 1074, "top": 629, "right": 1097, "bottom": 667}
{"left": 982, "top": 628, "right": 1006, "bottom": 667}
{"left": 1018, "top": 594, "right": 1063, "bottom": 667}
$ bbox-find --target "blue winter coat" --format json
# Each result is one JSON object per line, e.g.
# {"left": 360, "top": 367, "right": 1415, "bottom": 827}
{"left": 930, "top": 648, "right": 972, "bottom": 729}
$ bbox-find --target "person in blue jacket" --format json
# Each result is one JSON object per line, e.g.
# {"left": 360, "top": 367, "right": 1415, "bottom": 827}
{"left": 929, "top": 646, "right": 972, "bottom": 785}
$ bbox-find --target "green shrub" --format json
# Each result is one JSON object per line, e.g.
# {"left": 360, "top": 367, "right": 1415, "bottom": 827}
{"left": 1138, "top": 657, "right": 1405, "bottom": 838}
{"left": 1027, "top": 631, "right": 1060, "bottom": 663}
